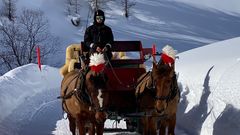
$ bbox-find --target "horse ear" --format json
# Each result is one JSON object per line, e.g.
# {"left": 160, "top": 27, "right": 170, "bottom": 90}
{"left": 152, "top": 61, "right": 157, "bottom": 69}
{"left": 152, "top": 62, "right": 157, "bottom": 71}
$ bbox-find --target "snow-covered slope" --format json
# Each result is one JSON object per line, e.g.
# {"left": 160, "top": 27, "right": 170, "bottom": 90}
{"left": 0, "top": 64, "right": 62, "bottom": 122}
{"left": 176, "top": 37, "right": 240, "bottom": 135}
{"left": 1, "top": 0, "right": 240, "bottom": 134}
{"left": 13, "top": 0, "right": 240, "bottom": 66}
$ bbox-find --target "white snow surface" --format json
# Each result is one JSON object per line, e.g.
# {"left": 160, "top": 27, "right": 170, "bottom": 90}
{"left": 1, "top": 0, "right": 240, "bottom": 134}
{"left": 0, "top": 64, "right": 62, "bottom": 122}
{"left": 175, "top": 37, "right": 240, "bottom": 135}
{"left": 3, "top": 0, "right": 239, "bottom": 66}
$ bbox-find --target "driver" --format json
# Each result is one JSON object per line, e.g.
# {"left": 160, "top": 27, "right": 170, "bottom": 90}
{"left": 84, "top": 9, "right": 114, "bottom": 60}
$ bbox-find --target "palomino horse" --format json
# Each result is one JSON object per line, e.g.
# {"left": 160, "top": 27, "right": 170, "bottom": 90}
{"left": 60, "top": 53, "right": 107, "bottom": 135}
{"left": 136, "top": 59, "right": 179, "bottom": 135}
{"left": 152, "top": 59, "right": 179, "bottom": 135}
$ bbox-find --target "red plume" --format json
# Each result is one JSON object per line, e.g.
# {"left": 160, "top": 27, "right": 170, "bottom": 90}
{"left": 161, "top": 53, "right": 174, "bottom": 65}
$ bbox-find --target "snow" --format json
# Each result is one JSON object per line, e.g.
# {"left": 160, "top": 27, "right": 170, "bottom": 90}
{"left": 0, "top": 37, "right": 239, "bottom": 134}
{"left": 172, "top": 0, "right": 240, "bottom": 16}
{"left": 175, "top": 37, "right": 240, "bottom": 135}
{"left": 9, "top": 0, "right": 240, "bottom": 66}
{"left": 0, "top": 64, "right": 62, "bottom": 122}
{"left": 1, "top": 0, "right": 240, "bottom": 134}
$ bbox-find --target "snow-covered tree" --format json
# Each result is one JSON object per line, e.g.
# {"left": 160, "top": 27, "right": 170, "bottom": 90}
{"left": 1, "top": 0, "right": 17, "bottom": 21}
{"left": 66, "top": 0, "right": 81, "bottom": 15}
{"left": 121, "top": 0, "right": 135, "bottom": 18}
{"left": 88, "top": 0, "right": 112, "bottom": 11}
{"left": 0, "top": 9, "right": 59, "bottom": 74}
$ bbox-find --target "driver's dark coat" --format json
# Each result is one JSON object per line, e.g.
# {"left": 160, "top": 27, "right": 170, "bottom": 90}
{"left": 84, "top": 23, "right": 114, "bottom": 49}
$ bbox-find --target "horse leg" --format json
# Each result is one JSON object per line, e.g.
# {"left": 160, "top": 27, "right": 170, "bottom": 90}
{"left": 76, "top": 116, "right": 86, "bottom": 135}
{"left": 168, "top": 115, "right": 176, "bottom": 135}
{"left": 158, "top": 120, "right": 166, "bottom": 135}
{"left": 88, "top": 123, "right": 95, "bottom": 135}
{"left": 68, "top": 114, "right": 76, "bottom": 135}
{"left": 96, "top": 123, "right": 104, "bottom": 135}
{"left": 141, "top": 116, "right": 148, "bottom": 135}
{"left": 149, "top": 116, "right": 157, "bottom": 135}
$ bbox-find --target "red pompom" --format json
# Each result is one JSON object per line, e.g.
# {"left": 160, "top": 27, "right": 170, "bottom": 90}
{"left": 161, "top": 53, "right": 174, "bottom": 64}
{"left": 90, "top": 63, "right": 105, "bottom": 73}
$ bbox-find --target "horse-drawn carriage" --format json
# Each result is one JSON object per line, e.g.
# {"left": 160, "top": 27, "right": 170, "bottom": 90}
{"left": 59, "top": 41, "right": 179, "bottom": 135}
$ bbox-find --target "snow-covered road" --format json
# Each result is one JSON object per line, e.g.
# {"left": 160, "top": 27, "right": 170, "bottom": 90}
{"left": 0, "top": 86, "right": 187, "bottom": 135}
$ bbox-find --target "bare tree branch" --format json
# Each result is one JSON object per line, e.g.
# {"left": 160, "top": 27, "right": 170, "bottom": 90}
{"left": 121, "top": 0, "right": 136, "bottom": 18}
{"left": 1, "top": 0, "right": 17, "bottom": 21}
{"left": 65, "top": 0, "right": 81, "bottom": 15}
{"left": 0, "top": 9, "right": 59, "bottom": 74}
{"left": 88, "top": 0, "right": 113, "bottom": 11}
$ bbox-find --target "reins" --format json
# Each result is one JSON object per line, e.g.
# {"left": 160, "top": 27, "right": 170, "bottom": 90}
{"left": 104, "top": 52, "right": 137, "bottom": 89}
{"left": 57, "top": 71, "right": 81, "bottom": 99}
{"left": 58, "top": 71, "right": 82, "bottom": 115}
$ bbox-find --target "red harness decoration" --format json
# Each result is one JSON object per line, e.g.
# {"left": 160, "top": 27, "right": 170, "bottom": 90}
{"left": 90, "top": 63, "right": 105, "bottom": 73}
{"left": 161, "top": 53, "right": 174, "bottom": 65}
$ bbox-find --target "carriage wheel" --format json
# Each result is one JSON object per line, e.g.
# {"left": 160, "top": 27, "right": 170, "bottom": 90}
{"left": 126, "top": 118, "right": 138, "bottom": 132}
{"left": 136, "top": 119, "right": 143, "bottom": 134}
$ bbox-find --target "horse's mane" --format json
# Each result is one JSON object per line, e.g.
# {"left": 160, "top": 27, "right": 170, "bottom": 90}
{"left": 153, "top": 60, "right": 173, "bottom": 79}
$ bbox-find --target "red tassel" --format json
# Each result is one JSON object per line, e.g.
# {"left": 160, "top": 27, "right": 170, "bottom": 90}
{"left": 152, "top": 44, "right": 156, "bottom": 62}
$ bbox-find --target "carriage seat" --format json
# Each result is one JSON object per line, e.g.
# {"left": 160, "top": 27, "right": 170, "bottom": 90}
{"left": 59, "top": 44, "right": 82, "bottom": 77}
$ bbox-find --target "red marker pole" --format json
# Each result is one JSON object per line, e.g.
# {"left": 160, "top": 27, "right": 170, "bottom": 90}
{"left": 36, "top": 46, "right": 41, "bottom": 71}
{"left": 152, "top": 44, "right": 156, "bottom": 62}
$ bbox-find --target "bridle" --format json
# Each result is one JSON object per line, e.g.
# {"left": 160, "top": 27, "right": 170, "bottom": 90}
{"left": 152, "top": 61, "right": 178, "bottom": 104}
{"left": 154, "top": 75, "right": 177, "bottom": 103}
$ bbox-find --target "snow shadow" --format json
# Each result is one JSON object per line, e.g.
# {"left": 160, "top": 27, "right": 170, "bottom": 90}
{"left": 213, "top": 104, "right": 240, "bottom": 135}
{"left": 121, "top": 1, "right": 240, "bottom": 53}
{"left": 177, "top": 66, "right": 214, "bottom": 135}
{"left": 0, "top": 89, "right": 62, "bottom": 135}
{"left": 145, "top": 1, "right": 240, "bottom": 40}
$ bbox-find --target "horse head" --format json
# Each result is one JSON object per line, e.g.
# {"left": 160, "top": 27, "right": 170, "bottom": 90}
{"left": 86, "top": 53, "right": 108, "bottom": 123}
{"left": 153, "top": 56, "right": 175, "bottom": 115}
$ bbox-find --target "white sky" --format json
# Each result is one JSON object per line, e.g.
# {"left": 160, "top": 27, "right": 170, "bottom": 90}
{"left": 1, "top": 0, "right": 240, "bottom": 134}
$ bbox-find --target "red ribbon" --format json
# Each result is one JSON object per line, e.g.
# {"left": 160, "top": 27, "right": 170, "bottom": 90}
{"left": 161, "top": 53, "right": 174, "bottom": 64}
{"left": 90, "top": 64, "right": 105, "bottom": 73}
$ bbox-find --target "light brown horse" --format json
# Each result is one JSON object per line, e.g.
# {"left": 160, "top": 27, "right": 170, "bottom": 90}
{"left": 60, "top": 64, "right": 107, "bottom": 135}
{"left": 152, "top": 60, "right": 180, "bottom": 135}
{"left": 136, "top": 85, "right": 159, "bottom": 135}
{"left": 136, "top": 59, "right": 179, "bottom": 135}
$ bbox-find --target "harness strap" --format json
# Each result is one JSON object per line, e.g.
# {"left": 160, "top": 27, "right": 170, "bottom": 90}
{"left": 135, "top": 71, "right": 151, "bottom": 88}
{"left": 59, "top": 70, "right": 88, "bottom": 115}
{"left": 105, "top": 53, "right": 136, "bottom": 89}
{"left": 155, "top": 73, "right": 179, "bottom": 102}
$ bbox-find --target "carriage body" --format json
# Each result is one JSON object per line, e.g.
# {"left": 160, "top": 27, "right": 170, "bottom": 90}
{"left": 81, "top": 41, "right": 152, "bottom": 118}
{"left": 103, "top": 41, "right": 151, "bottom": 117}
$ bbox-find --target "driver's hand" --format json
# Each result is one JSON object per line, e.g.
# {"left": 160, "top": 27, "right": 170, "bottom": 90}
{"left": 96, "top": 47, "right": 102, "bottom": 53}
{"left": 102, "top": 46, "right": 108, "bottom": 52}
